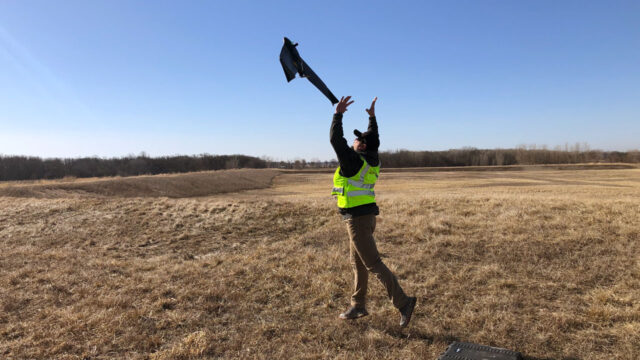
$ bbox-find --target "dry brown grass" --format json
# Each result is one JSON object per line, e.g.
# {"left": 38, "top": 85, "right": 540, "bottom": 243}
{"left": 1, "top": 167, "right": 639, "bottom": 359}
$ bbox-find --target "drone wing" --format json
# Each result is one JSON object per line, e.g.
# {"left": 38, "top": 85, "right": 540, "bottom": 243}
{"left": 300, "top": 60, "right": 339, "bottom": 105}
{"left": 279, "top": 43, "right": 298, "bottom": 82}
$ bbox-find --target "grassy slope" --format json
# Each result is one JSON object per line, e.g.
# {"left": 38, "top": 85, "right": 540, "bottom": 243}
{"left": 0, "top": 169, "right": 281, "bottom": 198}
{"left": 1, "top": 168, "right": 639, "bottom": 359}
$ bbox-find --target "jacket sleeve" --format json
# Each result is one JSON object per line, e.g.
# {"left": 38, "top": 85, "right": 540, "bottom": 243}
{"left": 330, "top": 113, "right": 364, "bottom": 177}
{"left": 367, "top": 116, "right": 380, "bottom": 150}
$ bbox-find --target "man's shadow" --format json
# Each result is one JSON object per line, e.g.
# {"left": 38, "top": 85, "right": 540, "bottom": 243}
{"left": 346, "top": 320, "right": 459, "bottom": 344}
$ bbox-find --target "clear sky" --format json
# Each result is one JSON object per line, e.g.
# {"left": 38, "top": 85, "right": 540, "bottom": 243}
{"left": 1, "top": 0, "right": 638, "bottom": 160}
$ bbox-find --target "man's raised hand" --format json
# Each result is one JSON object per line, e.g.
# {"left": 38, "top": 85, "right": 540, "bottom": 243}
{"left": 366, "top": 97, "right": 377, "bottom": 117}
{"left": 335, "top": 96, "right": 354, "bottom": 114}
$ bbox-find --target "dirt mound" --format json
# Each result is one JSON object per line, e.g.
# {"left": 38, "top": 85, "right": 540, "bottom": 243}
{"left": 0, "top": 169, "right": 281, "bottom": 198}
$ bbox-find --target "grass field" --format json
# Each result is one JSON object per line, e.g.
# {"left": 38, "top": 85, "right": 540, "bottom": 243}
{"left": 1, "top": 166, "right": 639, "bottom": 359}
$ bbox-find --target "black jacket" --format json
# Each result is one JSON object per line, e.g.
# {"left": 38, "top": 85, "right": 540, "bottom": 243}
{"left": 330, "top": 113, "right": 380, "bottom": 218}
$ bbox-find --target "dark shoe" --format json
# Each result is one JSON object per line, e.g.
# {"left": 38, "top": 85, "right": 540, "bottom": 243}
{"left": 339, "top": 306, "right": 368, "bottom": 320}
{"left": 399, "top": 297, "right": 417, "bottom": 327}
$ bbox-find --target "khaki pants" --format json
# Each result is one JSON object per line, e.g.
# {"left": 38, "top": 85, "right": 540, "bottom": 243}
{"left": 345, "top": 214, "right": 409, "bottom": 309}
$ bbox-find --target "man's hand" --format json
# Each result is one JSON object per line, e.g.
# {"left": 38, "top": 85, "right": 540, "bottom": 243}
{"left": 366, "top": 97, "right": 377, "bottom": 117}
{"left": 335, "top": 96, "right": 354, "bottom": 114}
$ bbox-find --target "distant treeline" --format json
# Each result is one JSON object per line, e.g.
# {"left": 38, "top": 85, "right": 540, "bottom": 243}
{"left": 377, "top": 147, "right": 640, "bottom": 168}
{"left": 0, "top": 154, "right": 266, "bottom": 181}
{"left": 2, "top": 146, "right": 639, "bottom": 181}
{"left": 268, "top": 145, "right": 640, "bottom": 169}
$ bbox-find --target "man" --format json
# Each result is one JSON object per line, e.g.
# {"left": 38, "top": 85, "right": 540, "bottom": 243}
{"left": 330, "top": 96, "right": 417, "bottom": 327}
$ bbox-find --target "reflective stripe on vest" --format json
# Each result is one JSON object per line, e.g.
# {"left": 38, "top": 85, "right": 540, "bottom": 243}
{"left": 347, "top": 190, "right": 375, "bottom": 197}
{"left": 347, "top": 179, "right": 375, "bottom": 189}
{"left": 360, "top": 163, "right": 370, "bottom": 182}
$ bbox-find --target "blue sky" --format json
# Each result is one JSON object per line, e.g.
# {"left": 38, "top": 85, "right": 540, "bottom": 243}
{"left": 1, "top": 0, "right": 638, "bottom": 160}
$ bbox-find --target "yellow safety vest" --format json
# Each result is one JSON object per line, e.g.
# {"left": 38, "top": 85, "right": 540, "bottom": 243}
{"left": 331, "top": 157, "right": 380, "bottom": 208}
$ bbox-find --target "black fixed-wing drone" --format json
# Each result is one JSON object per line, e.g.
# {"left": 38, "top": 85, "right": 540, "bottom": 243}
{"left": 279, "top": 37, "right": 339, "bottom": 105}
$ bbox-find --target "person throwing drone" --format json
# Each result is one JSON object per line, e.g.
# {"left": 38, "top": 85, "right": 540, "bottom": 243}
{"left": 330, "top": 96, "right": 417, "bottom": 327}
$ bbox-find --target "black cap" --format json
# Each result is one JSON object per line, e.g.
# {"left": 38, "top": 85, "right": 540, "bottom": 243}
{"left": 353, "top": 129, "right": 367, "bottom": 143}
{"left": 354, "top": 129, "right": 379, "bottom": 151}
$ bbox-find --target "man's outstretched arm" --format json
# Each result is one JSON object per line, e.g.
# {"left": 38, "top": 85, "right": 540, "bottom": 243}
{"left": 365, "top": 97, "right": 380, "bottom": 150}
{"left": 330, "top": 96, "right": 363, "bottom": 176}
